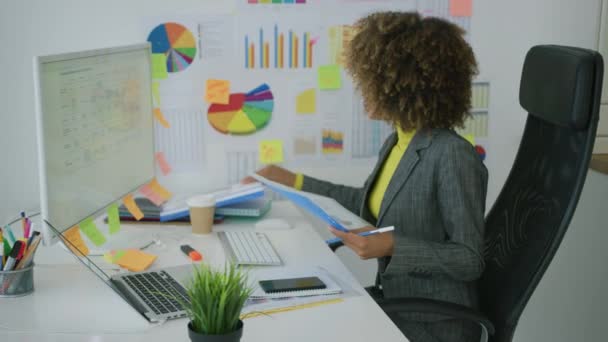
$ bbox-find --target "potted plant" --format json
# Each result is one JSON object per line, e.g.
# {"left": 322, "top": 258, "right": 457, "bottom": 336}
{"left": 182, "top": 263, "right": 253, "bottom": 342}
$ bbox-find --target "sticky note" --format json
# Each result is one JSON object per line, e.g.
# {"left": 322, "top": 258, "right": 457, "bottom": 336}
{"left": 155, "top": 151, "right": 172, "bottom": 176}
{"left": 63, "top": 225, "right": 89, "bottom": 256}
{"left": 151, "top": 53, "right": 168, "bottom": 80}
{"left": 104, "top": 249, "right": 127, "bottom": 264}
{"left": 148, "top": 178, "right": 172, "bottom": 201}
{"left": 152, "top": 81, "right": 161, "bottom": 107}
{"left": 79, "top": 217, "right": 107, "bottom": 247}
{"left": 205, "top": 79, "right": 231, "bottom": 104}
{"left": 107, "top": 204, "right": 121, "bottom": 235}
{"left": 153, "top": 108, "right": 170, "bottom": 128}
{"left": 464, "top": 134, "right": 476, "bottom": 146}
{"left": 259, "top": 140, "right": 285, "bottom": 164}
{"left": 140, "top": 182, "right": 165, "bottom": 206}
{"left": 116, "top": 249, "right": 157, "bottom": 272}
{"left": 296, "top": 88, "right": 316, "bottom": 114}
{"left": 450, "top": 0, "right": 472, "bottom": 17}
{"left": 123, "top": 194, "right": 144, "bottom": 221}
{"left": 318, "top": 65, "right": 342, "bottom": 90}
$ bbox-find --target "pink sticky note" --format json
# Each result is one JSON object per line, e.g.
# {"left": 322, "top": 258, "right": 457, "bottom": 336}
{"left": 450, "top": 0, "right": 472, "bottom": 17}
{"left": 155, "top": 152, "right": 172, "bottom": 176}
{"left": 140, "top": 183, "right": 165, "bottom": 206}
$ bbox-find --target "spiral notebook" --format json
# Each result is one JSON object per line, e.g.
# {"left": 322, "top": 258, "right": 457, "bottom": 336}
{"left": 251, "top": 268, "right": 343, "bottom": 299}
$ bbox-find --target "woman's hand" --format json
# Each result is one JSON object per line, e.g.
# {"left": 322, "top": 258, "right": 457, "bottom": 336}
{"left": 329, "top": 226, "right": 394, "bottom": 260}
{"left": 241, "top": 165, "right": 297, "bottom": 187}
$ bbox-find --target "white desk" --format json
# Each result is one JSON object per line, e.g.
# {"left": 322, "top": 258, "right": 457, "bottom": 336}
{"left": 0, "top": 202, "right": 407, "bottom": 342}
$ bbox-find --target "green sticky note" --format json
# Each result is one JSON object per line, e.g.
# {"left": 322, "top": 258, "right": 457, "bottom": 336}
{"left": 79, "top": 217, "right": 107, "bottom": 247}
{"left": 318, "top": 65, "right": 342, "bottom": 90}
{"left": 108, "top": 204, "right": 121, "bottom": 235}
{"left": 151, "top": 53, "right": 168, "bottom": 80}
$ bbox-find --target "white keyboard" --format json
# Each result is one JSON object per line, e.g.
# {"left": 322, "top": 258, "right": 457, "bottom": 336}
{"left": 218, "top": 231, "right": 282, "bottom": 266}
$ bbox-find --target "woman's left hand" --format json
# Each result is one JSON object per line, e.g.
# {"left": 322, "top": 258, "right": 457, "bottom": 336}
{"left": 329, "top": 226, "right": 394, "bottom": 260}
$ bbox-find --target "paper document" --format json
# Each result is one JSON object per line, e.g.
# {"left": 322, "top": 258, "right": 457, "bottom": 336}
{"left": 252, "top": 174, "right": 370, "bottom": 231}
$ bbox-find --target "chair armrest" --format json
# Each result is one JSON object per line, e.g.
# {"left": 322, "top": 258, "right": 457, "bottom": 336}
{"left": 327, "top": 240, "right": 344, "bottom": 252}
{"left": 376, "top": 297, "right": 495, "bottom": 336}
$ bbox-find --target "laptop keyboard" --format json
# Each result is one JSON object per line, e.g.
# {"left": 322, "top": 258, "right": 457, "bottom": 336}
{"left": 218, "top": 231, "right": 282, "bottom": 266}
{"left": 122, "top": 271, "right": 189, "bottom": 317}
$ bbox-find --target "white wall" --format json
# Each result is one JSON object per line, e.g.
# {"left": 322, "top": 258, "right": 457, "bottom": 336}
{"left": 1, "top": 1, "right": 606, "bottom": 341}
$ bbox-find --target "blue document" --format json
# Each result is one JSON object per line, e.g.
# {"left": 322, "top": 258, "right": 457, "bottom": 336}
{"left": 252, "top": 175, "right": 349, "bottom": 232}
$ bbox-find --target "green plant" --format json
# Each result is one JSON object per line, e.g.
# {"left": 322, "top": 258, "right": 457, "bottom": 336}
{"left": 183, "top": 263, "right": 253, "bottom": 335}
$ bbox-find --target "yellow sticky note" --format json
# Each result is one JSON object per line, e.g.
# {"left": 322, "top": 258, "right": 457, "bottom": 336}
{"left": 318, "top": 65, "right": 342, "bottom": 90}
{"left": 296, "top": 88, "right": 316, "bottom": 114}
{"left": 450, "top": 0, "right": 472, "bottom": 17}
{"left": 259, "top": 140, "right": 285, "bottom": 164}
{"left": 464, "top": 134, "right": 476, "bottom": 146}
{"left": 152, "top": 81, "right": 161, "bottom": 107}
{"left": 153, "top": 108, "right": 170, "bottom": 128}
{"left": 79, "top": 217, "right": 107, "bottom": 247}
{"left": 205, "top": 79, "right": 231, "bottom": 104}
{"left": 116, "top": 249, "right": 157, "bottom": 272}
{"left": 151, "top": 53, "right": 168, "bottom": 80}
{"left": 123, "top": 194, "right": 144, "bottom": 221}
{"left": 63, "top": 225, "right": 89, "bottom": 256}
{"left": 107, "top": 204, "right": 121, "bottom": 235}
{"left": 148, "top": 178, "right": 172, "bottom": 201}
{"left": 155, "top": 151, "right": 172, "bottom": 176}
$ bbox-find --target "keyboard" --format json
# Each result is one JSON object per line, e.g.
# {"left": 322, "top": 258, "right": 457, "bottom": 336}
{"left": 121, "top": 271, "right": 189, "bottom": 318}
{"left": 218, "top": 231, "right": 282, "bottom": 266}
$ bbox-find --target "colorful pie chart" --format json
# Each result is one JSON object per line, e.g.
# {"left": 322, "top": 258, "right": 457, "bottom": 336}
{"left": 147, "top": 22, "right": 196, "bottom": 73}
{"left": 475, "top": 145, "right": 486, "bottom": 161}
{"left": 207, "top": 84, "right": 274, "bottom": 135}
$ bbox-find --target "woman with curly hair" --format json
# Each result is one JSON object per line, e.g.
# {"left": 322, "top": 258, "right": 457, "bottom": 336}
{"left": 245, "top": 11, "right": 486, "bottom": 342}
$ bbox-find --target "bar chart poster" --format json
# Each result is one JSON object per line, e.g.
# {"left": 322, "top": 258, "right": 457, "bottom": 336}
{"left": 242, "top": 23, "right": 319, "bottom": 70}
{"left": 147, "top": 22, "right": 197, "bottom": 73}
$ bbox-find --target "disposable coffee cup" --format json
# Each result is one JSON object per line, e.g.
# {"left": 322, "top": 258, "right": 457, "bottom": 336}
{"left": 187, "top": 195, "right": 216, "bottom": 235}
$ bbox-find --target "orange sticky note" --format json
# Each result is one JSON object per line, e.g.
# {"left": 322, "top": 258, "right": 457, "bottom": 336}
{"left": 123, "top": 194, "right": 144, "bottom": 221}
{"left": 63, "top": 225, "right": 89, "bottom": 256}
{"left": 148, "top": 178, "right": 172, "bottom": 201}
{"left": 116, "top": 249, "right": 157, "bottom": 272}
{"left": 450, "top": 0, "right": 472, "bottom": 17}
{"left": 155, "top": 151, "right": 172, "bottom": 176}
{"left": 153, "top": 108, "right": 170, "bottom": 128}
{"left": 140, "top": 182, "right": 165, "bottom": 206}
{"left": 205, "top": 79, "right": 231, "bottom": 104}
{"left": 259, "top": 140, "right": 284, "bottom": 164}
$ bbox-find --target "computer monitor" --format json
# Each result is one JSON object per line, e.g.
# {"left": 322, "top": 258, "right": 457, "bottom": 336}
{"left": 34, "top": 43, "right": 156, "bottom": 245}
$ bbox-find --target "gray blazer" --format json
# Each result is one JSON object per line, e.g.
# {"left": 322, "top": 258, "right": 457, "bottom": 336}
{"left": 302, "top": 128, "right": 488, "bottom": 321}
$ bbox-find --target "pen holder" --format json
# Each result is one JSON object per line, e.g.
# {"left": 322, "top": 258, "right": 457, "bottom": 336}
{"left": 0, "top": 263, "right": 34, "bottom": 298}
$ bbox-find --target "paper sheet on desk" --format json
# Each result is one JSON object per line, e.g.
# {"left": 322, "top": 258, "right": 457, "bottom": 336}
{"left": 251, "top": 174, "right": 371, "bottom": 231}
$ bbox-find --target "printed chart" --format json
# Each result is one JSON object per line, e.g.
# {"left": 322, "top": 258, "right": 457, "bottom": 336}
{"left": 147, "top": 22, "right": 197, "bottom": 72}
{"left": 322, "top": 129, "right": 344, "bottom": 154}
{"left": 207, "top": 84, "right": 273, "bottom": 135}
{"left": 244, "top": 24, "right": 317, "bottom": 69}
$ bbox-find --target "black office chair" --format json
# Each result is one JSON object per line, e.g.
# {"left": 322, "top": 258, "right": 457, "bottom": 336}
{"left": 329, "top": 45, "right": 603, "bottom": 342}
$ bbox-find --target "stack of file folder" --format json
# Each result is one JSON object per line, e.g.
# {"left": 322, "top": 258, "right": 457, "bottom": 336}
{"left": 117, "top": 183, "right": 270, "bottom": 222}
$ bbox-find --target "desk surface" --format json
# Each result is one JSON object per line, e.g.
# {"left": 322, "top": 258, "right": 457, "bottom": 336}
{"left": 0, "top": 201, "right": 407, "bottom": 342}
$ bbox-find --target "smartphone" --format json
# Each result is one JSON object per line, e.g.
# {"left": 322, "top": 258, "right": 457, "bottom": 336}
{"left": 259, "top": 276, "right": 326, "bottom": 293}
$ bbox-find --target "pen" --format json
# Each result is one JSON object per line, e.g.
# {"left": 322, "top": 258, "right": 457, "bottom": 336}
{"left": 180, "top": 245, "right": 202, "bottom": 261}
{"left": 325, "top": 226, "right": 395, "bottom": 245}
{"left": 27, "top": 231, "right": 40, "bottom": 248}
{"left": 16, "top": 235, "right": 42, "bottom": 270}
{"left": 21, "top": 211, "right": 26, "bottom": 236}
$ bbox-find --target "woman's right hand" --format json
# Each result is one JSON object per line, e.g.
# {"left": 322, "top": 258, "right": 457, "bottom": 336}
{"left": 241, "top": 165, "right": 297, "bottom": 188}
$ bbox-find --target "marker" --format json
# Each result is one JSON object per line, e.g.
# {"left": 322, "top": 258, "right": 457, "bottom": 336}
{"left": 20, "top": 211, "right": 26, "bottom": 236}
{"left": 27, "top": 231, "right": 40, "bottom": 249}
{"left": 325, "top": 226, "right": 396, "bottom": 245}
{"left": 180, "top": 245, "right": 202, "bottom": 261}
{"left": 3, "top": 241, "right": 24, "bottom": 271}
{"left": 4, "top": 226, "right": 16, "bottom": 246}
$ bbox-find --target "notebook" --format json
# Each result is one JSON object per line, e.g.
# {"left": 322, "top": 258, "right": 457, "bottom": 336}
{"left": 251, "top": 268, "right": 343, "bottom": 299}
{"left": 215, "top": 196, "right": 272, "bottom": 217}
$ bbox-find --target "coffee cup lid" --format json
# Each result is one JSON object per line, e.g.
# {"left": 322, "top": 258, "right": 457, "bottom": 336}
{"left": 187, "top": 194, "right": 216, "bottom": 207}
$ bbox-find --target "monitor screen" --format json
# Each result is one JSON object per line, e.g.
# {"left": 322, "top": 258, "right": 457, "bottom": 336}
{"left": 34, "top": 43, "right": 155, "bottom": 244}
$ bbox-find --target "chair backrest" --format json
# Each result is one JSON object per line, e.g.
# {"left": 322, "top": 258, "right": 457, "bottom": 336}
{"left": 479, "top": 45, "right": 603, "bottom": 342}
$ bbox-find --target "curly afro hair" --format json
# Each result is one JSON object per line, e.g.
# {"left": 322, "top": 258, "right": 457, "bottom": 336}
{"left": 345, "top": 11, "right": 478, "bottom": 130}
